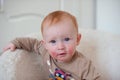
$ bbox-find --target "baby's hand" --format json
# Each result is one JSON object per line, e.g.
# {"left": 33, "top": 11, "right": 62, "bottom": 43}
{"left": 3, "top": 43, "right": 16, "bottom": 52}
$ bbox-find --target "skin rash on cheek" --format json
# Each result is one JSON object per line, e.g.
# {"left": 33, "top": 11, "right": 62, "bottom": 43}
{"left": 68, "top": 47, "right": 75, "bottom": 56}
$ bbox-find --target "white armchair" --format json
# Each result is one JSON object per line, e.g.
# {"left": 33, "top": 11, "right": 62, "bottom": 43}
{"left": 0, "top": 29, "right": 120, "bottom": 80}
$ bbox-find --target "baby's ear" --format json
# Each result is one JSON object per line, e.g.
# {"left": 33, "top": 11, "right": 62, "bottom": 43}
{"left": 76, "top": 33, "right": 81, "bottom": 45}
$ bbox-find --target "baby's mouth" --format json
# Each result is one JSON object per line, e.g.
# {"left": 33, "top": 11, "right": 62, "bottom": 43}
{"left": 58, "top": 53, "right": 66, "bottom": 56}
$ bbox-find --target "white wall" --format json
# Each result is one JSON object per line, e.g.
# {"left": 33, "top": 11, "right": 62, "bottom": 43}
{"left": 0, "top": 0, "right": 60, "bottom": 52}
{"left": 63, "top": 0, "right": 96, "bottom": 29}
{"left": 96, "top": 0, "right": 120, "bottom": 35}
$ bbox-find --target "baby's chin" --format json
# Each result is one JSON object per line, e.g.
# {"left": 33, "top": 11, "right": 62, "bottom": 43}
{"left": 56, "top": 57, "right": 72, "bottom": 63}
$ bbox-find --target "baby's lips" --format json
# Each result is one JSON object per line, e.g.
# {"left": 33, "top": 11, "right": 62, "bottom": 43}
{"left": 58, "top": 52, "right": 66, "bottom": 55}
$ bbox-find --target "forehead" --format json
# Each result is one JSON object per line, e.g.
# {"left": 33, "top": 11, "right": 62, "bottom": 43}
{"left": 42, "top": 20, "right": 77, "bottom": 38}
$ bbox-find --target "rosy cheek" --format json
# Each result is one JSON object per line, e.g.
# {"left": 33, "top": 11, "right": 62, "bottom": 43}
{"left": 49, "top": 51, "right": 57, "bottom": 58}
{"left": 68, "top": 46, "right": 75, "bottom": 55}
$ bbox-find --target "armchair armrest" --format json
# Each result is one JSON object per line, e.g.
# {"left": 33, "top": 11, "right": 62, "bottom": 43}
{"left": 0, "top": 50, "right": 23, "bottom": 80}
{"left": 0, "top": 49, "right": 43, "bottom": 80}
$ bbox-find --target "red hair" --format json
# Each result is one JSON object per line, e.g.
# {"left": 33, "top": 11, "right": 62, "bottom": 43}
{"left": 41, "top": 10, "right": 78, "bottom": 35}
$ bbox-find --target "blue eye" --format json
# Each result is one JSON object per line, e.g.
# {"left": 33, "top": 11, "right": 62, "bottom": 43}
{"left": 64, "top": 38, "right": 70, "bottom": 41}
{"left": 50, "top": 40, "right": 56, "bottom": 43}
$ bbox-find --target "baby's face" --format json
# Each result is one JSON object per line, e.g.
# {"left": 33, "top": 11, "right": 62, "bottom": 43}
{"left": 43, "top": 20, "right": 81, "bottom": 63}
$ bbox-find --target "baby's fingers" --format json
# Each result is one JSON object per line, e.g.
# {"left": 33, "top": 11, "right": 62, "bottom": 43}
{"left": 3, "top": 46, "right": 10, "bottom": 52}
{"left": 10, "top": 46, "right": 16, "bottom": 51}
{"left": 3, "top": 43, "right": 16, "bottom": 52}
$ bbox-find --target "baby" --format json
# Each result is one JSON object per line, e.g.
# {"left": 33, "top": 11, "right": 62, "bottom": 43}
{"left": 4, "top": 11, "right": 102, "bottom": 80}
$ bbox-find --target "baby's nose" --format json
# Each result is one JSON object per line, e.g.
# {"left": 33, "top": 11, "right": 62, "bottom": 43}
{"left": 57, "top": 42, "right": 65, "bottom": 50}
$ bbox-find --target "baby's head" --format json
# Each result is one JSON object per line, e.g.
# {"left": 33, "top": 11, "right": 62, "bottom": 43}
{"left": 41, "top": 11, "right": 81, "bottom": 63}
